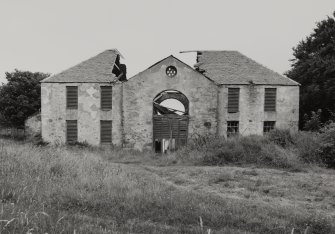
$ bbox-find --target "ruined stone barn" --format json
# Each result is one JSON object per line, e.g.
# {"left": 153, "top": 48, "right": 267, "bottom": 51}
{"left": 41, "top": 49, "right": 300, "bottom": 151}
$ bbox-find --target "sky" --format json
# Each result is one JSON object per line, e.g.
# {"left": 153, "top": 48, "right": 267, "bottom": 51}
{"left": 0, "top": 0, "right": 334, "bottom": 84}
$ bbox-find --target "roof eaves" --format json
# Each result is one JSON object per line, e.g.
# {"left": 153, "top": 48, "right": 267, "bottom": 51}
{"left": 217, "top": 83, "right": 300, "bottom": 86}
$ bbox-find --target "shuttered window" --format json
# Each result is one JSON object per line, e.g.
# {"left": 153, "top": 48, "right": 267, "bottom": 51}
{"left": 66, "top": 120, "right": 77, "bottom": 143}
{"left": 101, "top": 86, "right": 112, "bottom": 110}
{"left": 228, "top": 88, "right": 240, "bottom": 113}
{"left": 100, "top": 120, "right": 112, "bottom": 143}
{"left": 264, "top": 88, "right": 276, "bottom": 112}
{"left": 66, "top": 86, "right": 78, "bottom": 109}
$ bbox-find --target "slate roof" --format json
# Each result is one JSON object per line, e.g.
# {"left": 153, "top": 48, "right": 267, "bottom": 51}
{"left": 41, "top": 49, "right": 122, "bottom": 83}
{"left": 194, "top": 51, "right": 299, "bottom": 85}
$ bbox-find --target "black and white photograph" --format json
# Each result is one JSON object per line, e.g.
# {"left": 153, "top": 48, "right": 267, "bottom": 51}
{"left": 0, "top": 0, "right": 335, "bottom": 233}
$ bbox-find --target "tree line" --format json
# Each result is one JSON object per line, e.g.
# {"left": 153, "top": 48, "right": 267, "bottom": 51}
{"left": 0, "top": 70, "right": 49, "bottom": 127}
{"left": 286, "top": 11, "right": 335, "bottom": 130}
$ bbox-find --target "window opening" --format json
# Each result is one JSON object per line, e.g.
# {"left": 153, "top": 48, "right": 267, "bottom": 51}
{"left": 66, "top": 86, "right": 78, "bottom": 109}
{"left": 263, "top": 121, "right": 275, "bottom": 133}
{"left": 101, "top": 120, "right": 112, "bottom": 143}
{"left": 101, "top": 86, "right": 112, "bottom": 110}
{"left": 66, "top": 120, "right": 77, "bottom": 143}
{"left": 227, "top": 121, "right": 239, "bottom": 137}
{"left": 228, "top": 88, "right": 240, "bottom": 113}
{"left": 264, "top": 88, "right": 277, "bottom": 112}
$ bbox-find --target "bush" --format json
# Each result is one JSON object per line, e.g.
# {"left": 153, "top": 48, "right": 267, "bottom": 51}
{"left": 318, "top": 122, "right": 335, "bottom": 168}
{"left": 180, "top": 134, "right": 302, "bottom": 170}
{"left": 303, "top": 109, "right": 323, "bottom": 132}
{"left": 265, "top": 129, "right": 294, "bottom": 147}
{"left": 186, "top": 133, "right": 225, "bottom": 151}
{"left": 291, "top": 131, "right": 322, "bottom": 164}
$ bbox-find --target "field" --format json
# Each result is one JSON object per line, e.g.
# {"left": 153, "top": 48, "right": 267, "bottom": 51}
{"left": 1, "top": 138, "right": 335, "bottom": 234}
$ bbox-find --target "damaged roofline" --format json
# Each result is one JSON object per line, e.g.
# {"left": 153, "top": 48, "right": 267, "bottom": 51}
{"left": 110, "top": 48, "right": 125, "bottom": 59}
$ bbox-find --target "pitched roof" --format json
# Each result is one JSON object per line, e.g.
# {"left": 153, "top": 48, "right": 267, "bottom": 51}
{"left": 41, "top": 49, "right": 122, "bottom": 83}
{"left": 193, "top": 51, "right": 299, "bottom": 85}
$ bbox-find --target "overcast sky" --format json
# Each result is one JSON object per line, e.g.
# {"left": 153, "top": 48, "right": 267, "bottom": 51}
{"left": 0, "top": 0, "right": 334, "bottom": 84}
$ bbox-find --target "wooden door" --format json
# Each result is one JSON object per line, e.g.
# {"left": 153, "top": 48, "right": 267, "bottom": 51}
{"left": 153, "top": 115, "right": 188, "bottom": 152}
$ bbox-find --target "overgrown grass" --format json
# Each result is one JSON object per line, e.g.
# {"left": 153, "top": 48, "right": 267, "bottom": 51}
{"left": 174, "top": 134, "right": 303, "bottom": 171}
{"left": 173, "top": 126, "right": 335, "bottom": 171}
{"left": 1, "top": 138, "right": 335, "bottom": 233}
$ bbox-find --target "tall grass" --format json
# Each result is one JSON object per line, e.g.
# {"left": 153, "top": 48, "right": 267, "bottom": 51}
{"left": 0, "top": 138, "right": 334, "bottom": 233}
{"left": 175, "top": 134, "right": 303, "bottom": 171}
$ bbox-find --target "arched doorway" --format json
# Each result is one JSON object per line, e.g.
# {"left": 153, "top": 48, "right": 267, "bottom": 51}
{"left": 153, "top": 90, "right": 189, "bottom": 153}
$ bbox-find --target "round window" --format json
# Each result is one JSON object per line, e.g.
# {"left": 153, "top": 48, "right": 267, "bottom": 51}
{"left": 166, "top": 66, "right": 177, "bottom": 77}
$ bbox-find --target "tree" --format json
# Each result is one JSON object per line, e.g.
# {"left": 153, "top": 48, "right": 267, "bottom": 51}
{"left": 286, "top": 11, "right": 335, "bottom": 128}
{"left": 0, "top": 70, "right": 50, "bottom": 127}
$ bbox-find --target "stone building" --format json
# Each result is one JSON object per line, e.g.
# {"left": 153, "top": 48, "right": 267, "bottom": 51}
{"left": 41, "top": 49, "right": 299, "bottom": 151}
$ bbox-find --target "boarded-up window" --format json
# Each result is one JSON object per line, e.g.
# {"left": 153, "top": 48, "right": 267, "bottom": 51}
{"left": 101, "top": 120, "right": 112, "bottom": 143}
{"left": 66, "top": 86, "right": 78, "bottom": 109}
{"left": 263, "top": 121, "right": 275, "bottom": 133}
{"left": 227, "top": 121, "right": 239, "bottom": 137}
{"left": 228, "top": 88, "right": 240, "bottom": 113}
{"left": 101, "top": 86, "right": 112, "bottom": 110}
{"left": 66, "top": 120, "right": 77, "bottom": 143}
{"left": 264, "top": 88, "right": 276, "bottom": 112}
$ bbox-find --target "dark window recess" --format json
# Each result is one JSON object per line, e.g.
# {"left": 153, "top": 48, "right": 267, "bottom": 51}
{"left": 263, "top": 121, "right": 275, "bottom": 133}
{"left": 228, "top": 88, "right": 240, "bottom": 113}
{"left": 101, "top": 120, "right": 112, "bottom": 143}
{"left": 227, "top": 121, "right": 239, "bottom": 137}
{"left": 66, "top": 86, "right": 78, "bottom": 109}
{"left": 264, "top": 88, "right": 276, "bottom": 112}
{"left": 66, "top": 120, "right": 77, "bottom": 143}
{"left": 101, "top": 86, "right": 113, "bottom": 110}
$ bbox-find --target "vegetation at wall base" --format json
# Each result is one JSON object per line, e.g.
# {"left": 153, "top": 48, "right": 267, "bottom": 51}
{"left": 1, "top": 129, "right": 335, "bottom": 233}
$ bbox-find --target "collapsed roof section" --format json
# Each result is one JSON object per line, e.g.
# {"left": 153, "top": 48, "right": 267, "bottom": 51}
{"left": 181, "top": 50, "right": 299, "bottom": 86}
{"left": 41, "top": 49, "right": 126, "bottom": 83}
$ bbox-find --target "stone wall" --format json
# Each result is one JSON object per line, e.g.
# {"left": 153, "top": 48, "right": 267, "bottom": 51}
{"left": 41, "top": 56, "right": 299, "bottom": 150}
{"left": 41, "top": 82, "right": 122, "bottom": 145}
{"left": 123, "top": 56, "right": 218, "bottom": 150}
{"left": 218, "top": 85, "right": 299, "bottom": 136}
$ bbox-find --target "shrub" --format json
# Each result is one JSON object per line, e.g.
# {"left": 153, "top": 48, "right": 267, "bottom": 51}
{"left": 303, "top": 109, "right": 323, "bottom": 131}
{"left": 187, "top": 133, "right": 225, "bottom": 151}
{"left": 182, "top": 134, "right": 302, "bottom": 170}
{"left": 318, "top": 122, "right": 335, "bottom": 168}
{"left": 265, "top": 129, "right": 294, "bottom": 147}
{"left": 291, "top": 131, "right": 322, "bottom": 164}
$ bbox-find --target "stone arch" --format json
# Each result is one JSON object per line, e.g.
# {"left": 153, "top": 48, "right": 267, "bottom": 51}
{"left": 153, "top": 89, "right": 189, "bottom": 116}
{"left": 152, "top": 89, "right": 189, "bottom": 153}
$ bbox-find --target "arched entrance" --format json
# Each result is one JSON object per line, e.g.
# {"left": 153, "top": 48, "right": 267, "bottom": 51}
{"left": 153, "top": 90, "right": 189, "bottom": 153}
